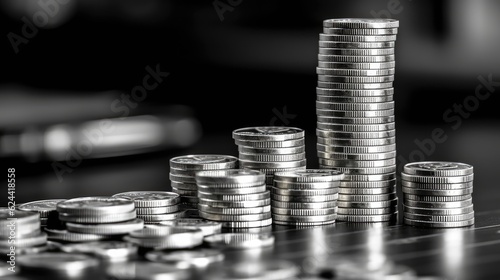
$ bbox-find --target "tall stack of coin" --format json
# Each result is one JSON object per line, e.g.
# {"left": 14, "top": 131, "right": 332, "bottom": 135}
{"left": 112, "top": 191, "right": 183, "bottom": 225}
{"left": 402, "top": 161, "right": 475, "bottom": 228}
{"left": 271, "top": 169, "right": 343, "bottom": 226}
{"left": 169, "top": 155, "right": 239, "bottom": 210}
{"left": 316, "top": 18, "right": 399, "bottom": 222}
{"left": 232, "top": 127, "right": 307, "bottom": 189}
{"left": 0, "top": 209, "right": 48, "bottom": 254}
{"left": 195, "top": 169, "right": 272, "bottom": 228}
{"left": 49, "top": 197, "right": 141, "bottom": 242}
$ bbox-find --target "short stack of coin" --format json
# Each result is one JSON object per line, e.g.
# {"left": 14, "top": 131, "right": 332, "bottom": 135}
{"left": 195, "top": 169, "right": 272, "bottom": 228}
{"left": 112, "top": 191, "right": 183, "bottom": 225}
{"left": 232, "top": 126, "right": 307, "bottom": 189}
{"left": 316, "top": 18, "right": 399, "bottom": 222}
{"left": 18, "top": 199, "right": 66, "bottom": 229}
{"left": 49, "top": 196, "right": 141, "bottom": 242}
{"left": 169, "top": 155, "right": 239, "bottom": 210}
{"left": 271, "top": 169, "right": 343, "bottom": 226}
{"left": 402, "top": 161, "right": 475, "bottom": 228}
{"left": 0, "top": 209, "right": 48, "bottom": 254}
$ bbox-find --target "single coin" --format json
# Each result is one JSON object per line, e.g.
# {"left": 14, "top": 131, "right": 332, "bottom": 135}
{"left": 238, "top": 152, "right": 306, "bottom": 162}
{"left": 316, "top": 87, "right": 394, "bottom": 96}
{"left": 342, "top": 173, "right": 396, "bottom": 181}
{"left": 160, "top": 218, "right": 222, "bottom": 236}
{"left": 195, "top": 169, "right": 265, "bottom": 185}
{"left": 234, "top": 138, "right": 305, "bottom": 148}
{"left": 401, "top": 173, "right": 474, "bottom": 184}
{"left": 317, "top": 81, "right": 393, "bottom": 90}
{"left": 59, "top": 210, "right": 137, "bottom": 223}
{"left": 198, "top": 198, "right": 270, "bottom": 208}
{"left": 401, "top": 187, "right": 473, "bottom": 196}
{"left": 170, "top": 181, "right": 198, "bottom": 191}
{"left": 198, "top": 204, "right": 271, "bottom": 215}
{"left": 238, "top": 146, "right": 305, "bottom": 155}
{"left": 338, "top": 193, "right": 396, "bottom": 202}
{"left": 56, "top": 196, "right": 135, "bottom": 216}
{"left": 322, "top": 27, "right": 398, "bottom": 35}
{"left": 59, "top": 241, "right": 138, "bottom": 261}
{"left": 318, "top": 48, "right": 395, "bottom": 56}
{"left": 318, "top": 158, "right": 396, "bottom": 168}
{"left": 337, "top": 198, "right": 398, "bottom": 208}
{"left": 145, "top": 249, "right": 224, "bottom": 268}
{"left": 0, "top": 231, "right": 47, "bottom": 248}
{"left": 45, "top": 229, "right": 110, "bottom": 243}
{"left": 65, "top": 218, "right": 144, "bottom": 235}
{"left": 337, "top": 206, "right": 397, "bottom": 215}
{"left": 317, "top": 61, "right": 395, "bottom": 70}
{"left": 273, "top": 180, "right": 340, "bottom": 190}
{"left": 316, "top": 100, "right": 395, "bottom": 111}
{"left": 17, "top": 199, "right": 66, "bottom": 218}
{"left": 318, "top": 151, "right": 396, "bottom": 160}
{"left": 403, "top": 194, "right": 471, "bottom": 202}
{"left": 271, "top": 193, "right": 339, "bottom": 203}
{"left": 319, "top": 41, "right": 395, "bottom": 48}
{"left": 323, "top": 18, "right": 400, "bottom": 29}
{"left": 232, "top": 127, "right": 304, "bottom": 141}
{"left": 217, "top": 218, "right": 273, "bottom": 228}
{"left": 332, "top": 166, "right": 397, "bottom": 175}
{"left": 137, "top": 211, "right": 186, "bottom": 223}
{"left": 172, "top": 187, "right": 198, "bottom": 196}
{"left": 317, "top": 95, "right": 394, "bottom": 103}
{"left": 403, "top": 161, "right": 474, "bottom": 177}
{"left": 126, "top": 225, "right": 204, "bottom": 249}
{"left": 403, "top": 212, "right": 475, "bottom": 222}
{"left": 272, "top": 187, "right": 339, "bottom": 196}
{"left": 400, "top": 180, "right": 473, "bottom": 190}
{"left": 197, "top": 191, "right": 270, "bottom": 202}
{"left": 272, "top": 213, "right": 337, "bottom": 223}
{"left": 403, "top": 217, "right": 474, "bottom": 228}
{"left": 112, "top": 191, "right": 181, "bottom": 208}
{"left": 339, "top": 186, "right": 395, "bottom": 195}
{"left": 403, "top": 205, "right": 474, "bottom": 216}
{"left": 203, "top": 233, "right": 275, "bottom": 249}
{"left": 169, "top": 173, "right": 196, "bottom": 183}
{"left": 136, "top": 205, "right": 180, "bottom": 215}
{"left": 271, "top": 201, "right": 338, "bottom": 209}
{"left": 238, "top": 159, "right": 307, "bottom": 169}
{"left": 340, "top": 179, "right": 396, "bottom": 188}
{"left": 169, "top": 154, "right": 239, "bottom": 170}
{"left": 337, "top": 213, "right": 398, "bottom": 222}
{"left": 317, "top": 143, "right": 396, "bottom": 154}
{"left": 403, "top": 198, "right": 473, "bottom": 209}
{"left": 271, "top": 207, "right": 337, "bottom": 216}
{"left": 17, "top": 252, "right": 100, "bottom": 273}
{"left": 319, "top": 34, "right": 397, "bottom": 42}
{"left": 317, "top": 108, "right": 395, "bottom": 118}
{"left": 105, "top": 261, "right": 191, "bottom": 280}
{"left": 316, "top": 67, "right": 395, "bottom": 76}
{"left": 0, "top": 209, "right": 40, "bottom": 226}
{"left": 273, "top": 169, "right": 344, "bottom": 183}
{"left": 197, "top": 184, "right": 267, "bottom": 195}
{"left": 199, "top": 211, "right": 271, "bottom": 222}
{"left": 273, "top": 220, "right": 336, "bottom": 227}
{"left": 318, "top": 54, "right": 395, "bottom": 63}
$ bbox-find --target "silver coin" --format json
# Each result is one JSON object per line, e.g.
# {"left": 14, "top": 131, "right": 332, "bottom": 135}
{"left": 401, "top": 186, "right": 473, "bottom": 196}
{"left": 170, "top": 181, "right": 198, "bottom": 191}
{"left": 197, "top": 184, "right": 267, "bottom": 195}
{"left": 195, "top": 169, "right": 265, "bottom": 185}
{"left": 317, "top": 81, "right": 393, "bottom": 90}
{"left": 323, "top": 18, "right": 400, "bottom": 29}
{"left": 273, "top": 169, "right": 344, "bottom": 183}
{"left": 56, "top": 196, "right": 135, "bottom": 216}
{"left": 317, "top": 108, "right": 395, "bottom": 118}
{"left": 316, "top": 87, "right": 394, "bottom": 96}
{"left": 318, "top": 151, "right": 396, "bottom": 161}
{"left": 340, "top": 179, "right": 396, "bottom": 188}
{"left": 239, "top": 159, "right": 307, "bottom": 169}
{"left": 319, "top": 158, "right": 396, "bottom": 168}
{"left": 323, "top": 27, "right": 398, "bottom": 35}
{"left": 238, "top": 146, "right": 305, "bottom": 155}
{"left": 217, "top": 218, "right": 273, "bottom": 228}
{"left": 271, "top": 200, "right": 338, "bottom": 209}
{"left": 45, "top": 229, "right": 110, "bottom": 242}
{"left": 401, "top": 180, "right": 473, "bottom": 190}
{"left": 199, "top": 211, "right": 271, "bottom": 222}
{"left": 315, "top": 129, "right": 396, "bottom": 138}
{"left": 59, "top": 210, "right": 137, "bottom": 223}
{"left": 403, "top": 194, "right": 471, "bottom": 202}
{"left": 401, "top": 173, "right": 474, "bottom": 184}
{"left": 112, "top": 191, "right": 181, "bottom": 207}
{"left": 198, "top": 204, "right": 271, "bottom": 215}
{"left": 198, "top": 198, "right": 270, "bottom": 208}
{"left": 197, "top": 191, "right": 270, "bottom": 202}
{"left": 238, "top": 152, "right": 306, "bottom": 162}
{"left": 403, "top": 205, "right": 474, "bottom": 216}
{"left": 318, "top": 48, "right": 395, "bottom": 56}
{"left": 247, "top": 166, "right": 307, "bottom": 175}
{"left": 318, "top": 54, "right": 395, "bottom": 63}
{"left": 169, "top": 173, "right": 196, "bottom": 183}
{"left": 137, "top": 211, "right": 186, "bottom": 223}
{"left": 169, "top": 154, "right": 239, "bottom": 170}
{"left": 204, "top": 233, "right": 274, "bottom": 249}
{"left": 337, "top": 198, "right": 398, "bottom": 208}
{"left": 271, "top": 193, "right": 339, "bottom": 203}
{"left": 341, "top": 173, "right": 396, "bottom": 181}
{"left": 129, "top": 225, "right": 203, "bottom": 243}
{"left": 330, "top": 166, "right": 397, "bottom": 175}
{"left": 403, "top": 217, "right": 474, "bottom": 228}
{"left": 317, "top": 95, "right": 394, "bottom": 103}
{"left": 272, "top": 187, "right": 339, "bottom": 196}
{"left": 319, "top": 41, "right": 395, "bottom": 48}
{"left": 318, "top": 61, "right": 395, "bottom": 70}
{"left": 338, "top": 193, "right": 396, "bottom": 202}
{"left": 271, "top": 207, "right": 337, "bottom": 216}
{"left": 59, "top": 241, "right": 138, "bottom": 261}
{"left": 234, "top": 138, "right": 305, "bottom": 148}
{"left": 403, "top": 212, "right": 475, "bottom": 222}
{"left": 169, "top": 167, "right": 199, "bottom": 176}
{"left": 273, "top": 180, "right": 340, "bottom": 190}
{"left": 0, "top": 209, "right": 40, "bottom": 226}
{"left": 337, "top": 213, "right": 397, "bottom": 222}
{"left": 272, "top": 213, "right": 337, "bottom": 223}
{"left": 17, "top": 199, "right": 66, "bottom": 218}
{"left": 337, "top": 206, "right": 397, "bottom": 215}
{"left": 316, "top": 100, "right": 395, "bottom": 111}
{"left": 65, "top": 218, "right": 144, "bottom": 235}
{"left": 232, "top": 126, "right": 304, "bottom": 141}
{"left": 159, "top": 218, "right": 222, "bottom": 236}
{"left": 319, "top": 34, "right": 397, "bottom": 42}
{"left": 145, "top": 249, "right": 224, "bottom": 268}
{"left": 17, "top": 252, "right": 100, "bottom": 273}
{"left": 317, "top": 143, "right": 396, "bottom": 154}
{"left": 317, "top": 136, "right": 396, "bottom": 146}
{"left": 339, "top": 186, "right": 395, "bottom": 195}
{"left": 403, "top": 198, "right": 473, "bottom": 209}
{"left": 316, "top": 67, "right": 395, "bottom": 76}
{"left": 272, "top": 220, "right": 336, "bottom": 227}
{"left": 403, "top": 161, "right": 474, "bottom": 177}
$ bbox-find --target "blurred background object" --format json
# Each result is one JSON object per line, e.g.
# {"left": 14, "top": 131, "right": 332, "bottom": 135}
{"left": 0, "top": 0, "right": 499, "bottom": 211}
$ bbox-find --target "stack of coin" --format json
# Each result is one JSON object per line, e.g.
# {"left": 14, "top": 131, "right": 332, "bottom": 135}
{"left": 112, "top": 191, "right": 183, "bottom": 225}
{"left": 402, "top": 161, "right": 475, "bottom": 228}
{"left": 271, "top": 169, "right": 343, "bottom": 226}
{"left": 0, "top": 209, "right": 48, "bottom": 255}
{"left": 49, "top": 196, "right": 141, "bottom": 242}
{"left": 316, "top": 18, "right": 399, "bottom": 223}
{"left": 232, "top": 126, "right": 307, "bottom": 189}
{"left": 124, "top": 224, "right": 204, "bottom": 250}
{"left": 195, "top": 169, "right": 272, "bottom": 228}
{"left": 17, "top": 199, "right": 66, "bottom": 229}
{"left": 169, "top": 154, "right": 239, "bottom": 210}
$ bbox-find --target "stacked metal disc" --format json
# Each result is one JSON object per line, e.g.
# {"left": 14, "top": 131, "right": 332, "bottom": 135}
{"left": 0, "top": 209, "right": 48, "bottom": 255}
{"left": 169, "top": 154, "right": 239, "bottom": 209}
{"left": 18, "top": 199, "right": 66, "bottom": 229}
{"left": 316, "top": 18, "right": 399, "bottom": 223}
{"left": 49, "top": 196, "right": 142, "bottom": 242}
{"left": 195, "top": 169, "right": 272, "bottom": 228}
{"left": 402, "top": 161, "right": 475, "bottom": 228}
{"left": 112, "top": 191, "right": 183, "bottom": 224}
{"left": 271, "top": 169, "right": 344, "bottom": 226}
{"left": 232, "top": 126, "right": 307, "bottom": 189}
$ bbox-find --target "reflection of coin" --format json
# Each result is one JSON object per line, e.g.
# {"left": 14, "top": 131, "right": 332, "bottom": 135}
{"left": 60, "top": 241, "right": 138, "bottom": 261}
{"left": 112, "top": 191, "right": 180, "bottom": 207}
{"left": 145, "top": 249, "right": 224, "bottom": 268}
{"left": 204, "top": 233, "right": 275, "bottom": 249}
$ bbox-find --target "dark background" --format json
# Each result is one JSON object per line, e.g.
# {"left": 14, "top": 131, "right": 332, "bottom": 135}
{"left": 0, "top": 0, "right": 499, "bottom": 210}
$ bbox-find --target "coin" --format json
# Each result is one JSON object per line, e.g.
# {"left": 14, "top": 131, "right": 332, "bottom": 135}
{"left": 238, "top": 152, "right": 306, "bottom": 162}
{"left": 316, "top": 67, "right": 395, "bottom": 76}
{"left": 198, "top": 191, "right": 270, "bottom": 202}
{"left": 271, "top": 207, "right": 337, "bottom": 216}
{"left": 401, "top": 180, "right": 473, "bottom": 190}
{"left": 136, "top": 211, "right": 186, "bottom": 223}
{"left": 199, "top": 212, "right": 271, "bottom": 222}
{"left": 317, "top": 108, "right": 395, "bottom": 118}
{"left": 317, "top": 143, "right": 396, "bottom": 154}
{"left": 273, "top": 169, "right": 344, "bottom": 183}
{"left": 319, "top": 158, "right": 396, "bottom": 168}
{"left": 169, "top": 173, "right": 196, "bottom": 183}
{"left": 271, "top": 193, "right": 339, "bottom": 203}
{"left": 322, "top": 27, "right": 398, "bottom": 35}
{"left": 217, "top": 218, "right": 273, "bottom": 228}
{"left": 203, "top": 233, "right": 275, "bottom": 249}
{"left": 198, "top": 197, "right": 271, "bottom": 208}
{"left": 59, "top": 210, "right": 137, "bottom": 223}
{"left": 318, "top": 48, "right": 395, "bottom": 56}
{"left": 316, "top": 101, "right": 395, "bottom": 111}
{"left": 337, "top": 213, "right": 398, "bottom": 222}
{"left": 0, "top": 209, "right": 40, "bottom": 226}
{"left": 106, "top": 261, "right": 191, "bottom": 280}
{"left": 45, "top": 229, "right": 110, "bottom": 243}
{"left": 160, "top": 218, "right": 222, "bottom": 236}
{"left": 401, "top": 173, "right": 474, "bottom": 184}
{"left": 318, "top": 55, "right": 395, "bottom": 63}
{"left": 337, "top": 206, "right": 397, "bottom": 215}
{"left": 340, "top": 179, "right": 396, "bottom": 188}
{"left": 403, "top": 161, "right": 474, "bottom": 177}
{"left": 317, "top": 95, "right": 394, "bottom": 104}
{"left": 323, "top": 18, "right": 400, "bottom": 29}
{"left": 271, "top": 201, "right": 338, "bottom": 209}
{"left": 126, "top": 225, "right": 204, "bottom": 249}
{"left": 197, "top": 184, "right": 267, "bottom": 195}
{"left": 317, "top": 81, "right": 393, "bottom": 89}
{"left": 319, "top": 34, "right": 397, "bottom": 42}
{"left": 169, "top": 154, "right": 239, "bottom": 170}
{"left": 403, "top": 194, "right": 471, "bottom": 202}
{"left": 403, "top": 205, "right": 474, "bottom": 216}
{"left": 338, "top": 193, "right": 396, "bottom": 202}
{"left": 403, "top": 212, "right": 475, "bottom": 222}
{"left": 238, "top": 146, "right": 305, "bottom": 154}
{"left": 195, "top": 169, "right": 265, "bottom": 185}
{"left": 198, "top": 204, "right": 271, "bottom": 216}
{"left": 402, "top": 187, "right": 473, "bottom": 196}
{"left": 319, "top": 41, "right": 396, "bottom": 48}
{"left": 318, "top": 151, "right": 396, "bottom": 161}
{"left": 272, "top": 187, "right": 339, "bottom": 196}
{"left": 403, "top": 198, "right": 473, "bottom": 209}
{"left": 272, "top": 213, "right": 337, "bottom": 223}
{"left": 316, "top": 87, "right": 394, "bottom": 96}
{"left": 318, "top": 61, "right": 395, "bottom": 70}
{"left": 232, "top": 127, "right": 304, "bottom": 141}
{"left": 234, "top": 138, "right": 305, "bottom": 148}
{"left": 135, "top": 205, "right": 180, "bottom": 215}
{"left": 403, "top": 218, "right": 474, "bottom": 228}
{"left": 65, "top": 218, "right": 144, "bottom": 235}
{"left": 337, "top": 198, "right": 398, "bottom": 208}
{"left": 17, "top": 199, "right": 66, "bottom": 218}
{"left": 111, "top": 191, "right": 181, "bottom": 208}
{"left": 273, "top": 180, "right": 340, "bottom": 190}
{"left": 56, "top": 196, "right": 135, "bottom": 216}
{"left": 339, "top": 186, "right": 395, "bottom": 195}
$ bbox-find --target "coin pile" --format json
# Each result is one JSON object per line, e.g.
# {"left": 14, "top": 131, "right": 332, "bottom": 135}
{"left": 271, "top": 169, "right": 343, "bottom": 226}
{"left": 0, "top": 209, "right": 48, "bottom": 255}
{"left": 316, "top": 18, "right": 399, "bottom": 222}
{"left": 402, "top": 161, "right": 475, "bottom": 228}
{"left": 195, "top": 169, "right": 272, "bottom": 228}
{"left": 49, "top": 196, "right": 141, "bottom": 242}
{"left": 112, "top": 191, "right": 184, "bottom": 224}
{"left": 232, "top": 126, "right": 307, "bottom": 189}
{"left": 169, "top": 154, "right": 239, "bottom": 210}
